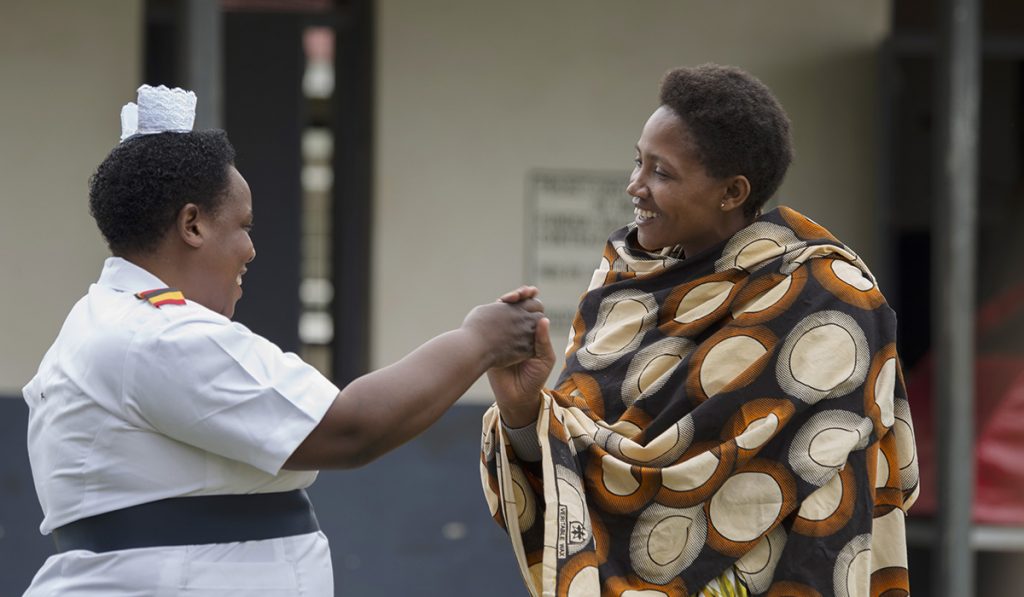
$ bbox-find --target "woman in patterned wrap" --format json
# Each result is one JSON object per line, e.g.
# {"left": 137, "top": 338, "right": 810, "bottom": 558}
{"left": 481, "top": 64, "right": 919, "bottom": 597}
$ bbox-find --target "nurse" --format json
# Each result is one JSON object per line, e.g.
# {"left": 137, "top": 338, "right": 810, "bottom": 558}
{"left": 22, "top": 85, "right": 546, "bottom": 596}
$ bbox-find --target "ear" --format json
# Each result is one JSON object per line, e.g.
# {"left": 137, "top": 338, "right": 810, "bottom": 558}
{"left": 720, "top": 175, "right": 751, "bottom": 212}
{"left": 176, "top": 203, "right": 204, "bottom": 249}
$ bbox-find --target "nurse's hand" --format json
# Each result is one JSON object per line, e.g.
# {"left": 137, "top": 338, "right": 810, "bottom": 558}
{"left": 461, "top": 286, "right": 545, "bottom": 369}
{"left": 486, "top": 290, "right": 555, "bottom": 428}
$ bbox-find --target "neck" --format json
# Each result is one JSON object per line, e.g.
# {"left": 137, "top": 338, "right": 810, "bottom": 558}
{"left": 121, "top": 247, "right": 193, "bottom": 292}
{"left": 680, "top": 212, "right": 753, "bottom": 258}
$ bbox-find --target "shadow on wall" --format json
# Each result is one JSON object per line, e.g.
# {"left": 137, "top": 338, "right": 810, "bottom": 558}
{"left": 0, "top": 400, "right": 526, "bottom": 596}
{"left": 759, "top": 46, "right": 885, "bottom": 282}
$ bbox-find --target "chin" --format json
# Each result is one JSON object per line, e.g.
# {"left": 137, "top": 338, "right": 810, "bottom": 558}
{"left": 636, "top": 232, "right": 665, "bottom": 252}
{"left": 223, "top": 288, "right": 243, "bottom": 318}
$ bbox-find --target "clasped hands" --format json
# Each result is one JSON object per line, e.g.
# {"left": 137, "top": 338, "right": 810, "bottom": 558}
{"left": 461, "top": 286, "right": 555, "bottom": 428}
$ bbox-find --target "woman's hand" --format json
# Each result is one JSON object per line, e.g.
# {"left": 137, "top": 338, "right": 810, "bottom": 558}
{"left": 460, "top": 286, "right": 545, "bottom": 369}
{"left": 486, "top": 287, "right": 556, "bottom": 428}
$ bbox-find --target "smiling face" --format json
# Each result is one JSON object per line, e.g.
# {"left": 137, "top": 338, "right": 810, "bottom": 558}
{"left": 627, "top": 105, "right": 738, "bottom": 255}
{"left": 189, "top": 166, "right": 255, "bottom": 318}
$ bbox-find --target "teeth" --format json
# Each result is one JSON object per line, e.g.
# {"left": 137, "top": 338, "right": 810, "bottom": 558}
{"left": 634, "top": 207, "right": 658, "bottom": 219}
{"left": 236, "top": 275, "right": 243, "bottom": 286}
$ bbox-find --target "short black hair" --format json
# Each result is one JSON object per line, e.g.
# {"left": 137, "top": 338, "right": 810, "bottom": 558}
{"left": 659, "top": 64, "right": 793, "bottom": 218}
{"left": 88, "top": 130, "right": 236, "bottom": 255}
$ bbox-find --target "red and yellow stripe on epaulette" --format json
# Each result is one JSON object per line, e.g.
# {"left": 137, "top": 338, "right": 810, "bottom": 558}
{"left": 135, "top": 287, "right": 186, "bottom": 308}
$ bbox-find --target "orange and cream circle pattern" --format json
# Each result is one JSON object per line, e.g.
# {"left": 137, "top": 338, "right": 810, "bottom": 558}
{"left": 867, "top": 509, "right": 912, "bottom": 596}
{"left": 686, "top": 326, "right": 777, "bottom": 403}
{"left": 705, "top": 459, "right": 797, "bottom": 557}
{"left": 584, "top": 453, "right": 661, "bottom": 514}
{"left": 657, "top": 442, "right": 738, "bottom": 509}
{"left": 602, "top": 574, "right": 688, "bottom": 596}
{"left": 730, "top": 267, "right": 808, "bottom": 326}
{"left": 775, "top": 310, "right": 870, "bottom": 404}
{"left": 864, "top": 343, "right": 899, "bottom": 436}
{"left": 659, "top": 271, "right": 745, "bottom": 337}
{"left": 833, "top": 534, "right": 873, "bottom": 597}
{"left": 629, "top": 503, "right": 707, "bottom": 585}
{"left": 779, "top": 206, "right": 839, "bottom": 242}
{"left": 872, "top": 435, "right": 908, "bottom": 516}
{"left": 793, "top": 463, "right": 858, "bottom": 537}
{"left": 811, "top": 258, "right": 887, "bottom": 311}
{"left": 724, "top": 398, "right": 797, "bottom": 460}
{"left": 765, "top": 581, "right": 824, "bottom": 597}
{"left": 892, "top": 397, "right": 919, "bottom": 493}
{"left": 788, "top": 409, "right": 873, "bottom": 486}
{"left": 714, "top": 222, "right": 802, "bottom": 273}
{"left": 578, "top": 289, "right": 660, "bottom": 371}
{"left": 558, "top": 552, "right": 602, "bottom": 597}
{"left": 621, "top": 337, "right": 696, "bottom": 408}
{"left": 601, "top": 416, "right": 695, "bottom": 468}
{"left": 734, "top": 526, "right": 787, "bottom": 593}
{"left": 508, "top": 463, "right": 537, "bottom": 532}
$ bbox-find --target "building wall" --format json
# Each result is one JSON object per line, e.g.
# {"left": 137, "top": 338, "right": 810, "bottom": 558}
{"left": 374, "top": 0, "right": 891, "bottom": 402}
{"left": 0, "top": 0, "right": 143, "bottom": 396}
{"left": 0, "top": 1, "right": 892, "bottom": 400}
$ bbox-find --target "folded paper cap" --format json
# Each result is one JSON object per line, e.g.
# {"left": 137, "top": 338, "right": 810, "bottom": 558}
{"left": 120, "top": 85, "right": 197, "bottom": 142}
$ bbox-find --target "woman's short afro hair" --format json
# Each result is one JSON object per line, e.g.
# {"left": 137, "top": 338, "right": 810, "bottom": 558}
{"left": 88, "top": 130, "right": 236, "bottom": 255}
{"left": 659, "top": 64, "right": 793, "bottom": 217}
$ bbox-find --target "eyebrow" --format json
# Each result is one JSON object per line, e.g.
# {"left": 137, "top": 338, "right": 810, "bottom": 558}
{"left": 635, "top": 144, "right": 668, "bottom": 165}
{"left": 634, "top": 147, "right": 675, "bottom": 173}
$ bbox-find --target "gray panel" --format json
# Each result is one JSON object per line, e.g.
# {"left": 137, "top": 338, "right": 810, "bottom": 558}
{"left": 309, "top": 405, "right": 528, "bottom": 596}
{"left": 0, "top": 399, "right": 53, "bottom": 594}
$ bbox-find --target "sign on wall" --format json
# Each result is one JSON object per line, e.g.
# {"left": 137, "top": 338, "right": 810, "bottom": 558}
{"left": 526, "top": 170, "right": 634, "bottom": 384}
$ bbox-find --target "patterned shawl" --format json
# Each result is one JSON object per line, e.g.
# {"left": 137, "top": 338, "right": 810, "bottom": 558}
{"left": 481, "top": 207, "right": 920, "bottom": 597}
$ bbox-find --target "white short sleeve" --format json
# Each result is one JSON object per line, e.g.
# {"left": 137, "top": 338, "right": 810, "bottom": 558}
{"left": 124, "top": 313, "right": 339, "bottom": 475}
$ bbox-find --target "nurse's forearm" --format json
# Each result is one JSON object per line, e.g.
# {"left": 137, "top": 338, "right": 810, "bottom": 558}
{"left": 344, "top": 328, "right": 497, "bottom": 458}
{"left": 284, "top": 328, "right": 493, "bottom": 470}
{"left": 284, "top": 294, "right": 544, "bottom": 470}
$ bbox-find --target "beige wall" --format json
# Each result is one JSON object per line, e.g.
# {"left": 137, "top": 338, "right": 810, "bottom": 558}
{"left": 0, "top": 1, "right": 890, "bottom": 400}
{"left": 375, "top": 0, "right": 891, "bottom": 402}
{"left": 0, "top": 1, "right": 142, "bottom": 395}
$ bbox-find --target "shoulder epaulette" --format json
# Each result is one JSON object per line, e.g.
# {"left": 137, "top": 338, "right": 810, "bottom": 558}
{"left": 135, "top": 287, "right": 186, "bottom": 308}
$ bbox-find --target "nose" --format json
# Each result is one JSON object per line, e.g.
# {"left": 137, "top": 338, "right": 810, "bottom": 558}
{"left": 626, "top": 173, "right": 644, "bottom": 199}
{"left": 247, "top": 245, "right": 256, "bottom": 264}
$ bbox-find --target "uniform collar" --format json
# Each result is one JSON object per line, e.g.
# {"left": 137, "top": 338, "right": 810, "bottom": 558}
{"left": 97, "top": 257, "right": 172, "bottom": 294}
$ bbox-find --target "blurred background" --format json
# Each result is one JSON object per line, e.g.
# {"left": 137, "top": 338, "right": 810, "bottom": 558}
{"left": 1, "top": 0, "right": 1022, "bottom": 595}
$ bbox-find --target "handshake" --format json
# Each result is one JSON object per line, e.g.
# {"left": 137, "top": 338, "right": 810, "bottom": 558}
{"left": 461, "top": 286, "right": 554, "bottom": 428}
